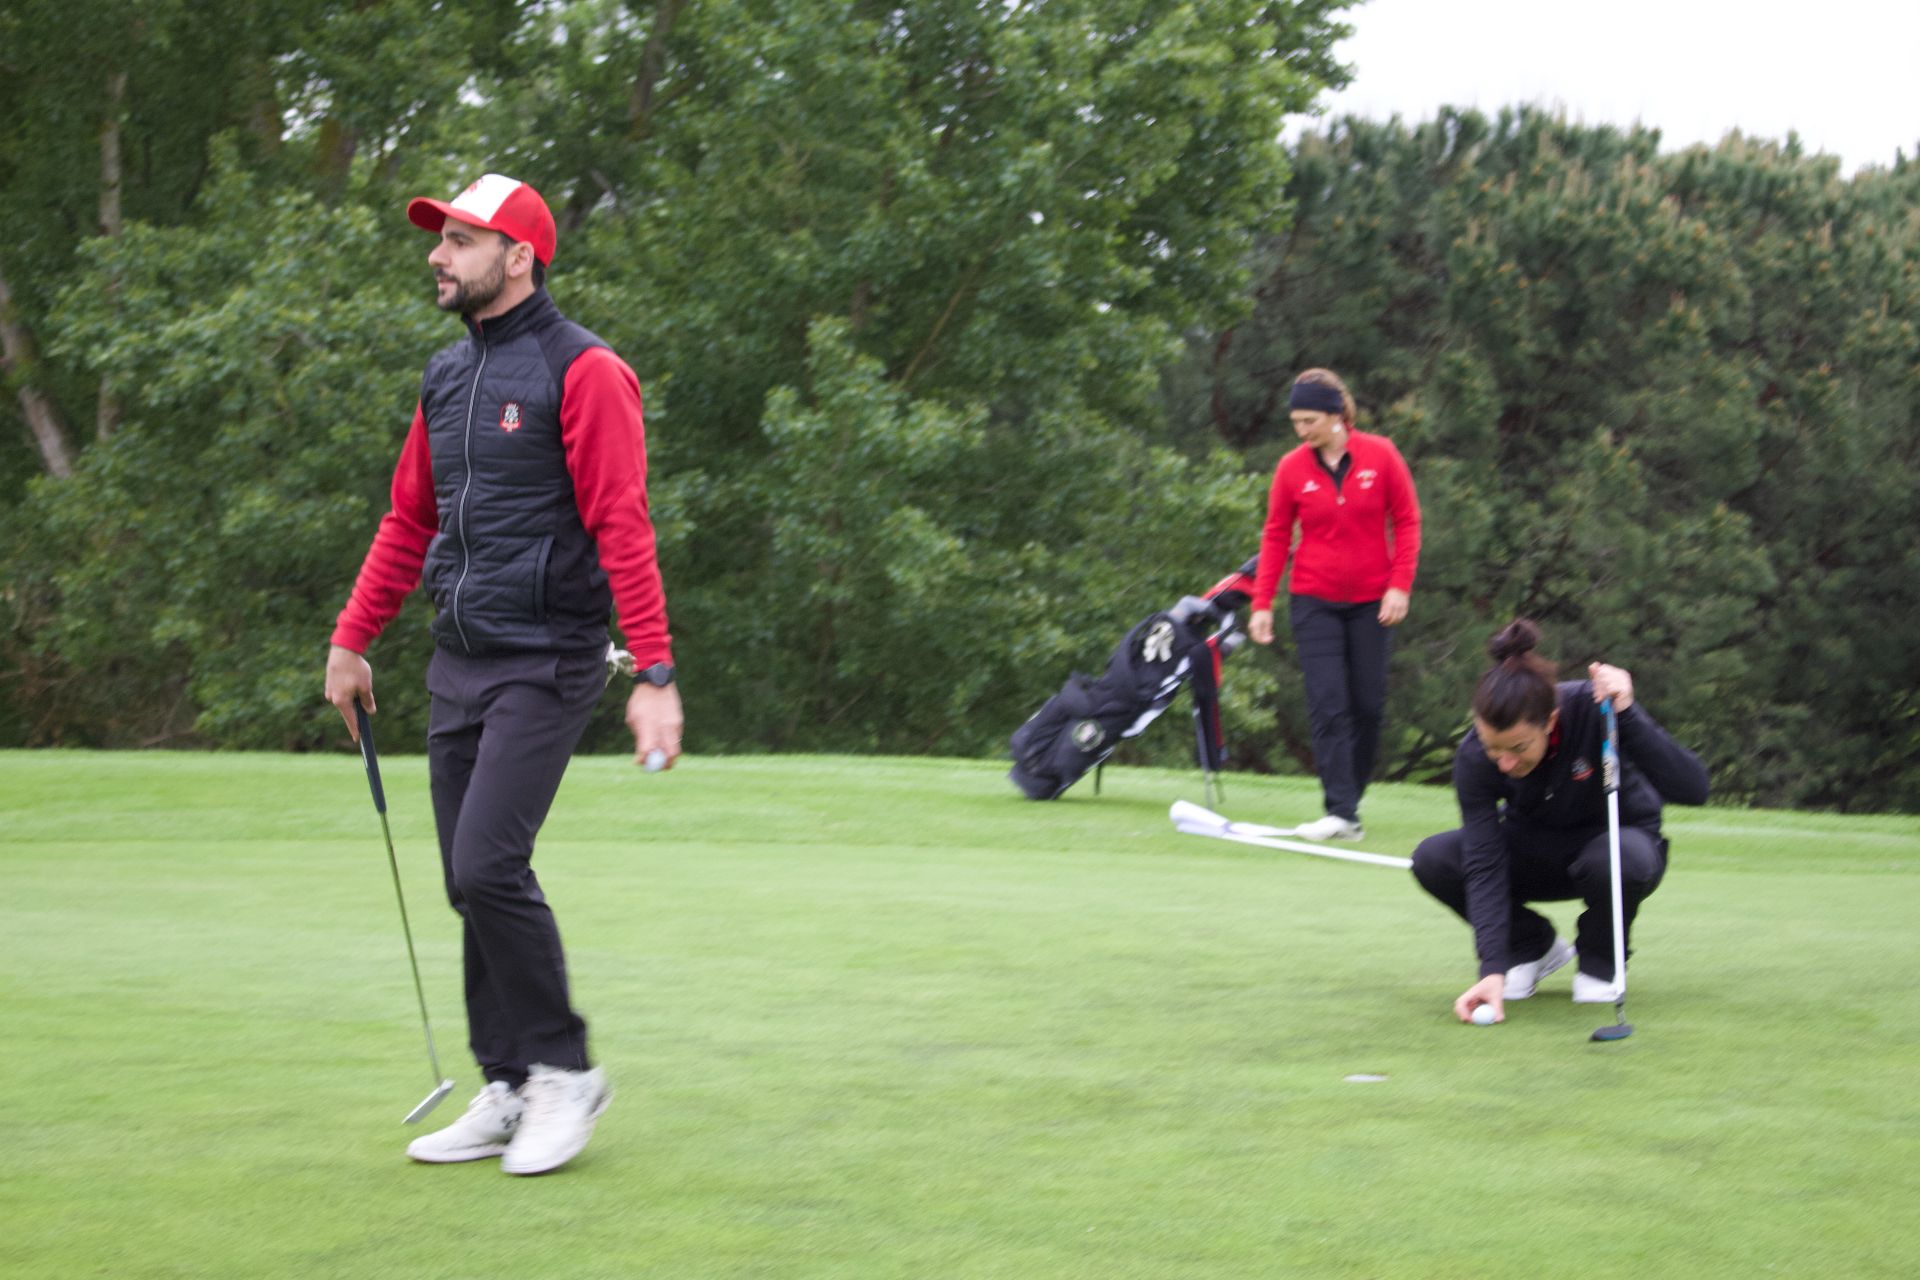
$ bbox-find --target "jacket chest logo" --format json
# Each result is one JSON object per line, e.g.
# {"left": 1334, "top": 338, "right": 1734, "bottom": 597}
{"left": 499, "top": 401, "right": 523, "bottom": 433}
{"left": 1301, "top": 479, "right": 1321, "bottom": 495}
{"left": 1570, "top": 757, "right": 1595, "bottom": 783}
{"left": 1357, "top": 468, "right": 1378, "bottom": 489}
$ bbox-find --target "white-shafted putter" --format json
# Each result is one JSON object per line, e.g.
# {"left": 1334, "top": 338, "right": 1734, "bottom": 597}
{"left": 1169, "top": 800, "right": 1412, "bottom": 869}
{"left": 1590, "top": 698, "right": 1634, "bottom": 1042}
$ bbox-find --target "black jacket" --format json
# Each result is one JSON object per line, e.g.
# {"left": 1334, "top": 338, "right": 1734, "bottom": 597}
{"left": 1452, "top": 682, "right": 1710, "bottom": 974}
{"left": 1454, "top": 683, "right": 1711, "bottom": 837}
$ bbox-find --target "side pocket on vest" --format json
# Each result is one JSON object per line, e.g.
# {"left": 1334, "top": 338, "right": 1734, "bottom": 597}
{"left": 422, "top": 532, "right": 450, "bottom": 608}
{"left": 531, "top": 534, "right": 555, "bottom": 621}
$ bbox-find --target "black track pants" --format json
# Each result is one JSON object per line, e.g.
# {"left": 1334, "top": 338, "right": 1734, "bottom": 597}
{"left": 1410, "top": 823, "right": 1669, "bottom": 978}
{"left": 1287, "top": 594, "right": 1393, "bottom": 821}
{"left": 426, "top": 647, "right": 604, "bottom": 1086}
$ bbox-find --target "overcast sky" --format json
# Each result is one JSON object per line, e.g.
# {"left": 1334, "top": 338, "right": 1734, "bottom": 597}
{"left": 1294, "top": 0, "right": 1920, "bottom": 175}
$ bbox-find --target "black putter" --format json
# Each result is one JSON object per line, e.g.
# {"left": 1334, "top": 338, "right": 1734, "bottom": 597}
{"left": 355, "top": 703, "right": 457, "bottom": 1120}
{"left": 1590, "top": 698, "right": 1633, "bottom": 1043}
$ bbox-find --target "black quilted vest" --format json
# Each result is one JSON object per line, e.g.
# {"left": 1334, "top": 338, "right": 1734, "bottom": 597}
{"left": 417, "top": 289, "right": 614, "bottom": 655}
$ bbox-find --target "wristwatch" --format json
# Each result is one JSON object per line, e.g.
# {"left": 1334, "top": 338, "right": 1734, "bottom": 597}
{"left": 635, "top": 662, "right": 676, "bottom": 688}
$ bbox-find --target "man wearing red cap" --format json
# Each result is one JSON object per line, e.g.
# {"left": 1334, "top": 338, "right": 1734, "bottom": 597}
{"left": 323, "top": 173, "right": 681, "bottom": 1175}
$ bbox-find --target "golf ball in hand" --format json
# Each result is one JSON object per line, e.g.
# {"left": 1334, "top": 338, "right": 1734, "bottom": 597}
{"left": 643, "top": 749, "right": 667, "bottom": 773}
{"left": 1470, "top": 1005, "right": 1498, "bottom": 1026}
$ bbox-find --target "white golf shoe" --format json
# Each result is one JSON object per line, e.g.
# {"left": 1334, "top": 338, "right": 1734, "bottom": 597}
{"left": 405, "top": 1081, "right": 524, "bottom": 1163}
{"left": 501, "top": 1064, "right": 611, "bottom": 1176}
{"left": 1292, "top": 814, "right": 1364, "bottom": 841}
{"left": 1572, "top": 971, "right": 1625, "bottom": 1004}
{"left": 1503, "top": 937, "right": 1575, "bottom": 1000}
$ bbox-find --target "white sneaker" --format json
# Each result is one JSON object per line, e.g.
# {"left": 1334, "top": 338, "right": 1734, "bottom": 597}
{"left": 405, "top": 1081, "right": 523, "bottom": 1163}
{"left": 1504, "top": 937, "right": 1575, "bottom": 1000}
{"left": 501, "top": 1064, "right": 611, "bottom": 1176}
{"left": 1292, "top": 814, "right": 1364, "bottom": 841}
{"left": 1573, "top": 971, "right": 1624, "bottom": 1004}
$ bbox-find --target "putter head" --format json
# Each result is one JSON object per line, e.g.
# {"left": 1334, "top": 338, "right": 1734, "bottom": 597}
{"left": 405, "top": 1078, "right": 457, "bottom": 1124}
{"left": 1589, "top": 1022, "right": 1634, "bottom": 1042}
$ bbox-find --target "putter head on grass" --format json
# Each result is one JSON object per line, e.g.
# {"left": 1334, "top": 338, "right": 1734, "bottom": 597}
{"left": 406, "top": 1078, "right": 457, "bottom": 1124}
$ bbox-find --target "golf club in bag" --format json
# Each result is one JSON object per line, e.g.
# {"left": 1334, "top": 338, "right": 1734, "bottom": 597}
{"left": 1008, "top": 555, "right": 1258, "bottom": 805}
{"left": 1591, "top": 697, "right": 1634, "bottom": 1043}
{"left": 353, "top": 703, "right": 457, "bottom": 1122}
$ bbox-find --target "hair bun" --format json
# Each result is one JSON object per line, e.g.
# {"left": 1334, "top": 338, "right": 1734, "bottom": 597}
{"left": 1488, "top": 618, "right": 1541, "bottom": 662}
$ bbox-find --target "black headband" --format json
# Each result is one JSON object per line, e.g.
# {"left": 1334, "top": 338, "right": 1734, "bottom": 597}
{"left": 1289, "top": 381, "right": 1347, "bottom": 415}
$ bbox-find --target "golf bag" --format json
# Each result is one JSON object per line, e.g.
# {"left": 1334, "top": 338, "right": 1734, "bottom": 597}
{"left": 1008, "top": 556, "right": 1259, "bottom": 802}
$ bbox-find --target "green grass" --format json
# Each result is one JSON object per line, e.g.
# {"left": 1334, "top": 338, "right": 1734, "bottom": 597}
{"left": 3, "top": 750, "right": 1917, "bottom": 1279}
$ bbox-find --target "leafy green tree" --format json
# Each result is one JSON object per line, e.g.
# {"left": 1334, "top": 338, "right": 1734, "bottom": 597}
{"left": 725, "top": 317, "right": 1259, "bottom": 755}
{"left": 0, "top": 0, "right": 522, "bottom": 491}
{"left": 3, "top": 1, "right": 1354, "bottom": 761}
{"left": 4, "top": 163, "right": 442, "bottom": 746}
{"left": 494, "top": 0, "right": 1355, "bottom": 755}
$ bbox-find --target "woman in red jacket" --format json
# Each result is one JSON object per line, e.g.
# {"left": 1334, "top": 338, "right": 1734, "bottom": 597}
{"left": 1248, "top": 368, "right": 1421, "bottom": 841}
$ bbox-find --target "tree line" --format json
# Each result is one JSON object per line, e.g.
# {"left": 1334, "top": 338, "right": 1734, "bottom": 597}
{"left": 1173, "top": 109, "right": 1920, "bottom": 812}
{"left": 2, "top": 2, "right": 1913, "bottom": 811}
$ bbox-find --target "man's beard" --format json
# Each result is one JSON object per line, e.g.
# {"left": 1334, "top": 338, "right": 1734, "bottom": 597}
{"left": 434, "top": 250, "right": 508, "bottom": 315}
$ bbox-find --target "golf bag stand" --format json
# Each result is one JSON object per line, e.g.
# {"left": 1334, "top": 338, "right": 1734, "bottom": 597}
{"left": 1007, "top": 555, "right": 1258, "bottom": 802}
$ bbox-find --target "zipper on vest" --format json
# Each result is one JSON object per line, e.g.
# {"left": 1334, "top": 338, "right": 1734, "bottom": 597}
{"left": 449, "top": 333, "right": 489, "bottom": 653}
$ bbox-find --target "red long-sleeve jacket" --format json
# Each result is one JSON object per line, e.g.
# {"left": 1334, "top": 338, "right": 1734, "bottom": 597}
{"left": 1250, "top": 431, "right": 1421, "bottom": 611}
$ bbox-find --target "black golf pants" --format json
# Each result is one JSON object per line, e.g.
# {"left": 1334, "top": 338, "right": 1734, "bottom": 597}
{"left": 1410, "top": 823, "right": 1669, "bottom": 979}
{"left": 426, "top": 647, "right": 605, "bottom": 1086}
{"left": 1287, "top": 594, "right": 1393, "bottom": 822}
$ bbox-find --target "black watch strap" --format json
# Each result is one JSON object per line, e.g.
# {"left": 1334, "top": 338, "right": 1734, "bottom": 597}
{"left": 636, "top": 662, "right": 676, "bottom": 687}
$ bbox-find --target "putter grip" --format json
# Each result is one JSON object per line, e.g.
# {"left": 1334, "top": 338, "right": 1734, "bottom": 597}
{"left": 355, "top": 704, "right": 387, "bottom": 815}
{"left": 1600, "top": 698, "right": 1619, "bottom": 795}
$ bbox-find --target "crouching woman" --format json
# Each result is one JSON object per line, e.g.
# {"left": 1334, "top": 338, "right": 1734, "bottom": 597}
{"left": 1411, "top": 620, "right": 1709, "bottom": 1024}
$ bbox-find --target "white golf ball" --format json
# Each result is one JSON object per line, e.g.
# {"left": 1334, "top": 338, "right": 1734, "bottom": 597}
{"left": 643, "top": 749, "right": 667, "bottom": 773}
{"left": 1471, "top": 1005, "right": 1498, "bottom": 1026}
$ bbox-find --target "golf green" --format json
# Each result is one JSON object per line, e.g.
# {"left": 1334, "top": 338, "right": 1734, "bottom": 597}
{"left": 3, "top": 751, "right": 1916, "bottom": 1278}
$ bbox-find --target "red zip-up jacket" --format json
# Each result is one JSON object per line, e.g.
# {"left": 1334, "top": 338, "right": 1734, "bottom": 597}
{"left": 330, "top": 346, "right": 672, "bottom": 666}
{"left": 1250, "top": 430, "right": 1420, "bottom": 611}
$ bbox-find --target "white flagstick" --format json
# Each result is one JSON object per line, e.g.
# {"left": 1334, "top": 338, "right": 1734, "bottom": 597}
{"left": 1170, "top": 802, "right": 1413, "bottom": 869}
{"left": 1168, "top": 799, "right": 1228, "bottom": 833}
{"left": 1168, "top": 800, "right": 1294, "bottom": 839}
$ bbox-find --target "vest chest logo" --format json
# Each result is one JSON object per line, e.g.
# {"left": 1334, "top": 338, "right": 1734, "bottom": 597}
{"left": 500, "top": 401, "right": 523, "bottom": 433}
{"left": 1571, "top": 757, "right": 1595, "bottom": 783}
{"left": 1357, "top": 468, "right": 1378, "bottom": 489}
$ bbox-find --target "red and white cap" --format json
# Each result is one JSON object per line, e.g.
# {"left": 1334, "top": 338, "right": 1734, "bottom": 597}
{"left": 407, "top": 174, "right": 557, "bottom": 265}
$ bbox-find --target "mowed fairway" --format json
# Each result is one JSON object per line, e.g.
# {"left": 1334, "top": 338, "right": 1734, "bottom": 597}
{"left": 3, "top": 750, "right": 1917, "bottom": 1279}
